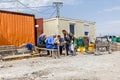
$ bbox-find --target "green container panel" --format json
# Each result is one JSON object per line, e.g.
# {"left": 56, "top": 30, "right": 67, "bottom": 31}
{"left": 117, "top": 38, "right": 120, "bottom": 42}
{"left": 112, "top": 37, "right": 117, "bottom": 42}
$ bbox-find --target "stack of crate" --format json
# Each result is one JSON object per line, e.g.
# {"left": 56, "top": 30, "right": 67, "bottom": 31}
{"left": 111, "top": 43, "right": 120, "bottom": 51}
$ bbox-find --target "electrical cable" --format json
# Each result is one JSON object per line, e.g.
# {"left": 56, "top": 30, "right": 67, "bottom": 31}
{"left": 49, "top": 9, "right": 56, "bottom": 18}
{"left": 17, "top": 0, "right": 41, "bottom": 13}
{"left": 17, "top": 0, "right": 47, "bottom": 13}
{"left": 0, "top": 0, "right": 62, "bottom": 18}
{"left": 0, "top": 1, "right": 15, "bottom": 3}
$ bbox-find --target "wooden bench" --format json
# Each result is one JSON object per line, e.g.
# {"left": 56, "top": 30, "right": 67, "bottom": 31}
{"left": 35, "top": 46, "right": 60, "bottom": 59}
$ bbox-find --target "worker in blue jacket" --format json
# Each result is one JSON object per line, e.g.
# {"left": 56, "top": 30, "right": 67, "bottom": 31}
{"left": 45, "top": 34, "right": 58, "bottom": 49}
{"left": 37, "top": 33, "right": 46, "bottom": 48}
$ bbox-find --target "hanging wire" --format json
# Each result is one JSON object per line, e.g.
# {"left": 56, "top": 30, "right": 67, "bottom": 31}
{"left": 0, "top": 0, "right": 15, "bottom": 3}
{"left": 17, "top": 0, "right": 55, "bottom": 15}
{"left": 0, "top": 0, "right": 58, "bottom": 18}
{"left": 49, "top": 9, "right": 56, "bottom": 18}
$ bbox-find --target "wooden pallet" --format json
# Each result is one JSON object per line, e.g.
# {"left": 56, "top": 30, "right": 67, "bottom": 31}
{"left": 2, "top": 54, "right": 40, "bottom": 61}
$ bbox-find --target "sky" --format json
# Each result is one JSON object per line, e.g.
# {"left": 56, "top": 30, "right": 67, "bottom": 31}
{"left": 0, "top": 0, "right": 120, "bottom": 36}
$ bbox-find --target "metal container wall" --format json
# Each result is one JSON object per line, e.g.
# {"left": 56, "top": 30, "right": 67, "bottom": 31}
{"left": 0, "top": 11, "right": 35, "bottom": 46}
{"left": 35, "top": 18, "right": 43, "bottom": 39}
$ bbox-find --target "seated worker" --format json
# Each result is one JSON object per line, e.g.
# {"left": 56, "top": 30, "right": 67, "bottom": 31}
{"left": 57, "top": 35, "right": 64, "bottom": 55}
{"left": 45, "top": 34, "right": 58, "bottom": 49}
{"left": 37, "top": 33, "right": 46, "bottom": 48}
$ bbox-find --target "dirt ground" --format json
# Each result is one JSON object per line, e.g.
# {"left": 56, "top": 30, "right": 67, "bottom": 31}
{"left": 0, "top": 51, "right": 120, "bottom": 80}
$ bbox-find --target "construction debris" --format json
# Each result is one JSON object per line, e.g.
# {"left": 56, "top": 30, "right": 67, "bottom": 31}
{"left": 0, "top": 44, "right": 36, "bottom": 61}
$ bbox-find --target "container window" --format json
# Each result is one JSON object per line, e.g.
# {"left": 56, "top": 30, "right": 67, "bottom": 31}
{"left": 69, "top": 23, "right": 75, "bottom": 35}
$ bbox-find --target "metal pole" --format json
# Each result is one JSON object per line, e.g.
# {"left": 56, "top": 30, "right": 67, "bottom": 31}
{"left": 53, "top": 2, "right": 63, "bottom": 18}
{"left": 56, "top": 4, "right": 59, "bottom": 17}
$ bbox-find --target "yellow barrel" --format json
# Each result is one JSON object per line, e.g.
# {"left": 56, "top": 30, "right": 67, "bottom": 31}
{"left": 80, "top": 47, "right": 85, "bottom": 53}
{"left": 77, "top": 47, "right": 85, "bottom": 53}
{"left": 89, "top": 43, "right": 94, "bottom": 52}
{"left": 77, "top": 48, "right": 80, "bottom": 52}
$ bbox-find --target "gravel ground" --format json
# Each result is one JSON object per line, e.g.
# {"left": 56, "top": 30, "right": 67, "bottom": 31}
{"left": 0, "top": 51, "right": 120, "bottom": 80}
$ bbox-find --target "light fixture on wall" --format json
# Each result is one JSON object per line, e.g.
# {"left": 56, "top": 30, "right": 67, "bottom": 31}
{"left": 35, "top": 25, "right": 39, "bottom": 28}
